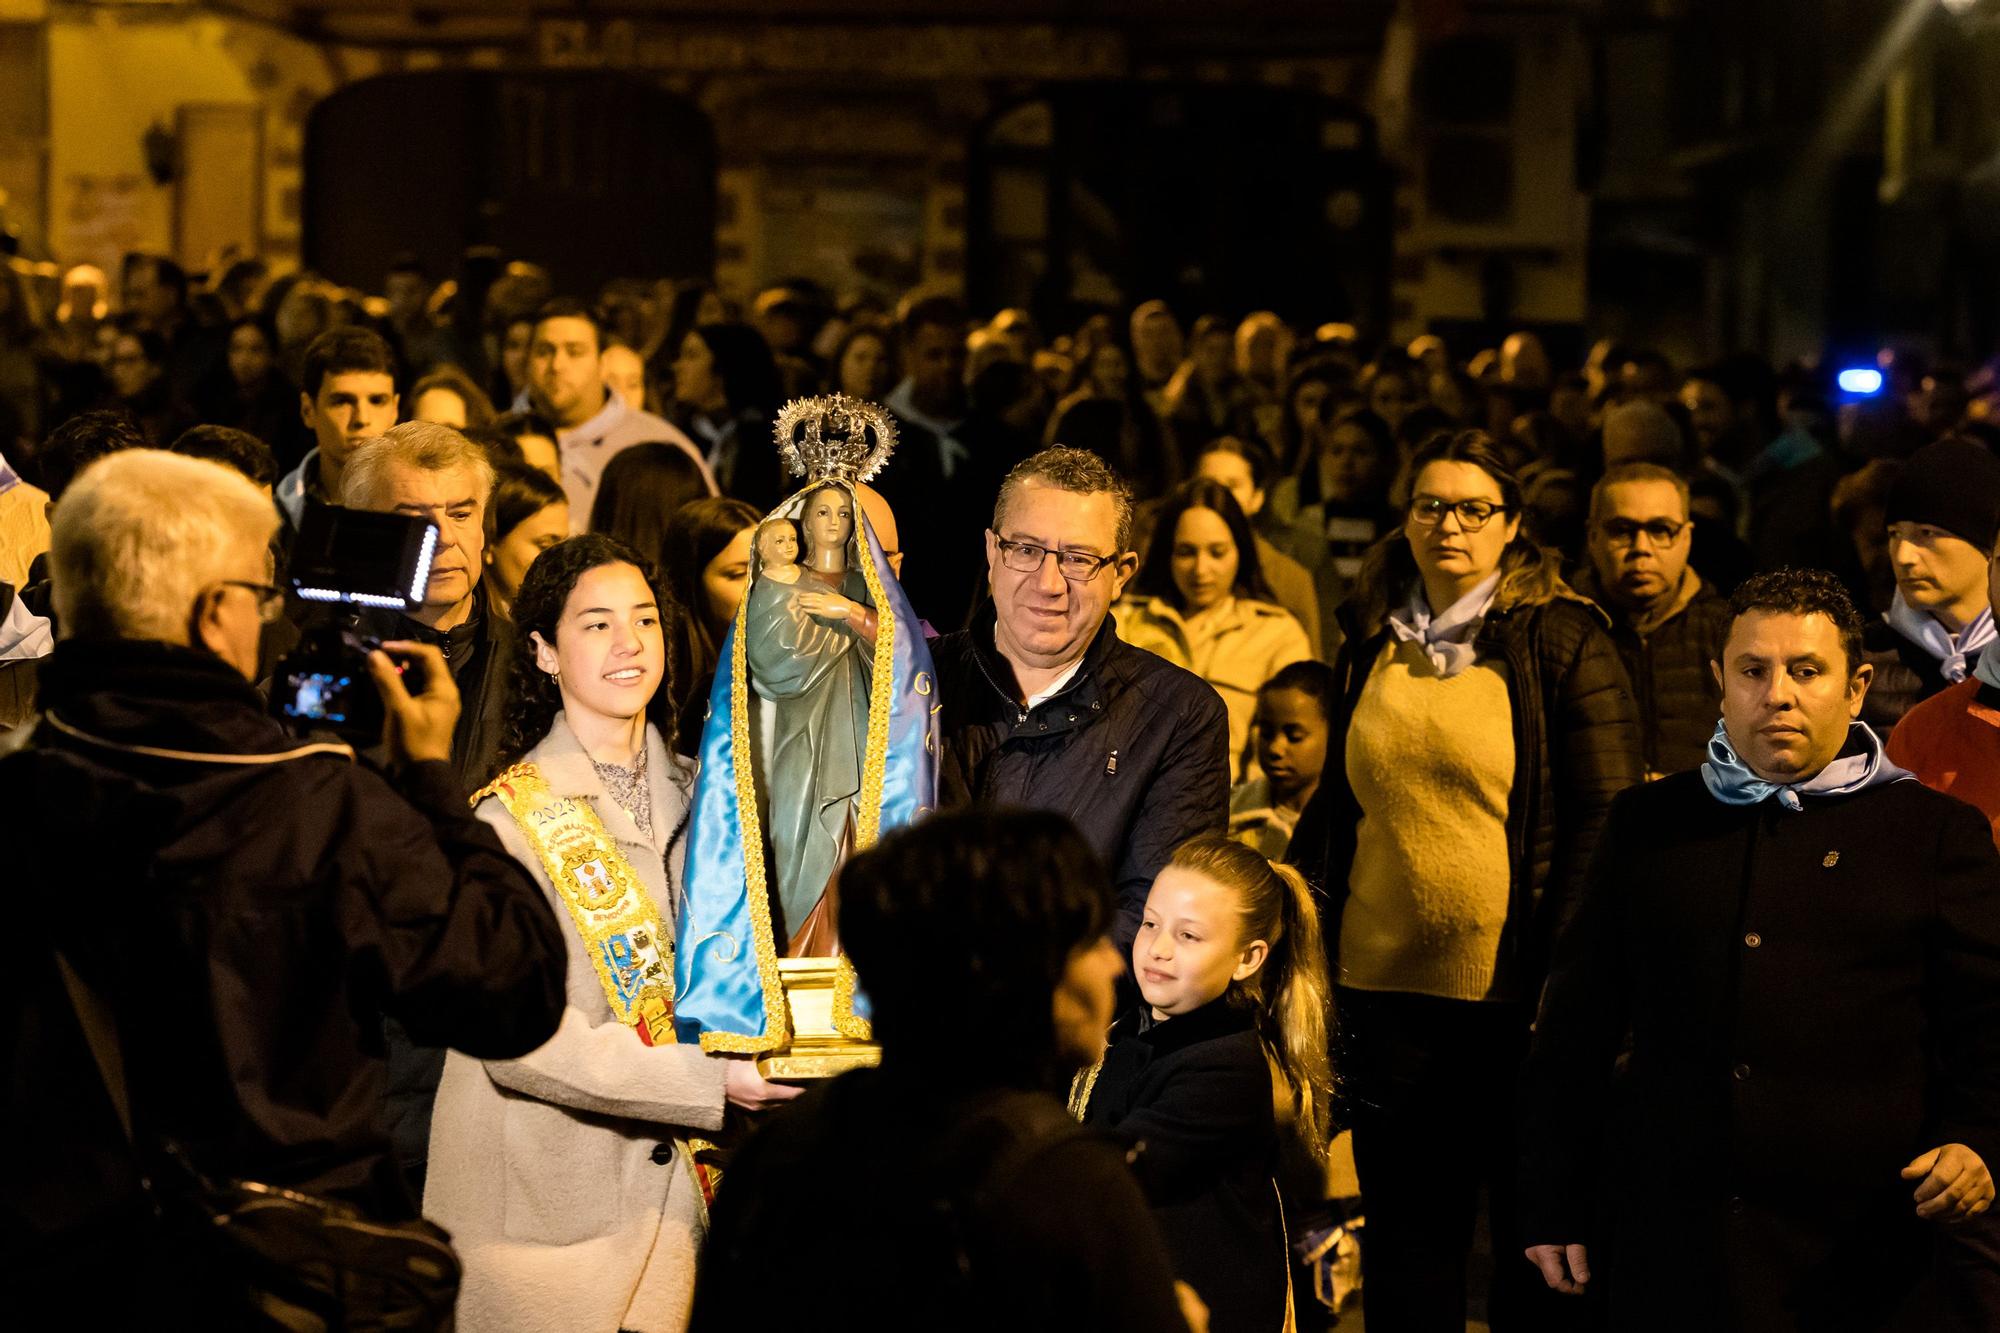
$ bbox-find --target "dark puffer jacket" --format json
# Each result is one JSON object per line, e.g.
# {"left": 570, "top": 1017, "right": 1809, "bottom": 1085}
{"left": 933, "top": 605, "right": 1230, "bottom": 948}
{"left": 1573, "top": 568, "right": 1732, "bottom": 779}
{"left": 1288, "top": 587, "right": 1642, "bottom": 995}
{"left": 1859, "top": 617, "right": 1949, "bottom": 734}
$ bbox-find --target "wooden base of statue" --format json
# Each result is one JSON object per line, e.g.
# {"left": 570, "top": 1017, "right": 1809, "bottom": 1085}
{"left": 754, "top": 957, "right": 882, "bottom": 1081}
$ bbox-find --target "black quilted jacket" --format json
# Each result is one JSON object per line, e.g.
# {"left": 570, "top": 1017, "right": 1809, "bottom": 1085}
{"left": 1288, "top": 590, "right": 1642, "bottom": 998}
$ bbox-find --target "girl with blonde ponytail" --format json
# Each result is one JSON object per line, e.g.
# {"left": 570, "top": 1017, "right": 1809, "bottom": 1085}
{"left": 1075, "top": 834, "right": 1335, "bottom": 1333}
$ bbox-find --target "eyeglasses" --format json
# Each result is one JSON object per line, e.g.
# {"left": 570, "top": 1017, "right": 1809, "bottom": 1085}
{"left": 216, "top": 580, "right": 288, "bottom": 623}
{"left": 993, "top": 535, "right": 1122, "bottom": 582}
{"left": 1408, "top": 496, "right": 1511, "bottom": 532}
{"left": 1599, "top": 518, "right": 1688, "bottom": 547}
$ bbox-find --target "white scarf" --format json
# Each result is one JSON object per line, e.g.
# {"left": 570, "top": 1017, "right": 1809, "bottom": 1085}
{"left": 1386, "top": 572, "right": 1501, "bottom": 679}
{"left": 1884, "top": 590, "right": 1996, "bottom": 684}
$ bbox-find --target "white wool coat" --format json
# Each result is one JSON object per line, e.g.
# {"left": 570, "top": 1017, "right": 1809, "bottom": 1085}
{"left": 425, "top": 715, "right": 729, "bottom": 1333}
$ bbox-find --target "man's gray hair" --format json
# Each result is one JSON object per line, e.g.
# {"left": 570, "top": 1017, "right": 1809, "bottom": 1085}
{"left": 1589, "top": 461, "right": 1692, "bottom": 523}
{"left": 341, "top": 419, "right": 496, "bottom": 511}
{"left": 993, "top": 446, "right": 1136, "bottom": 554}
{"left": 52, "top": 449, "right": 278, "bottom": 642}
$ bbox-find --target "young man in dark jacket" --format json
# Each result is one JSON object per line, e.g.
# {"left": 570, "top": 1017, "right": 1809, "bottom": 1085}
{"left": 1575, "top": 463, "right": 1731, "bottom": 778}
{"left": 931, "top": 447, "right": 1231, "bottom": 949}
{"left": 1522, "top": 569, "right": 2000, "bottom": 1331}
{"left": 0, "top": 450, "right": 566, "bottom": 1314}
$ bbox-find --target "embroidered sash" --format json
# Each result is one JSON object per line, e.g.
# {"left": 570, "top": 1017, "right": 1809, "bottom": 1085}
{"left": 476, "top": 761, "right": 719, "bottom": 1205}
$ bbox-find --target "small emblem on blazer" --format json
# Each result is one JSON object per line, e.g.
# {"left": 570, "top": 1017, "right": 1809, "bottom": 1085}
{"left": 1822, "top": 851, "right": 1840, "bottom": 868}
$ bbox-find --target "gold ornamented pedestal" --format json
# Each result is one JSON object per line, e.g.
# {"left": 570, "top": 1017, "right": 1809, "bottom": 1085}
{"left": 755, "top": 957, "right": 882, "bottom": 1080}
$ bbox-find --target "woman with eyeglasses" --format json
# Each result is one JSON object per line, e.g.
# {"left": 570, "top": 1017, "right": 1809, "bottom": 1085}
{"left": 1286, "top": 430, "right": 1640, "bottom": 1333}
{"left": 1117, "top": 478, "right": 1313, "bottom": 782}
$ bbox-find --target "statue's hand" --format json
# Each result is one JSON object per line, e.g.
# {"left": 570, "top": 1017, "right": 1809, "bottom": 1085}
{"left": 793, "top": 590, "right": 856, "bottom": 623}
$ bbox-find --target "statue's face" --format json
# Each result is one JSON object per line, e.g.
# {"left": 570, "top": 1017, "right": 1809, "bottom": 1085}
{"left": 757, "top": 522, "right": 799, "bottom": 567}
{"left": 803, "top": 487, "right": 853, "bottom": 555}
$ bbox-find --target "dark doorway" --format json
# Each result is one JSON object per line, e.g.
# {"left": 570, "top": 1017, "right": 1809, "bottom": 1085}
{"left": 969, "top": 83, "right": 1393, "bottom": 335}
{"left": 304, "top": 71, "right": 715, "bottom": 294}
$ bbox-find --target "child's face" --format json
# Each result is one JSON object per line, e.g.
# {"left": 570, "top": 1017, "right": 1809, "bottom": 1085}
{"left": 757, "top": 523, "right": 799, "bottom": 567}
{"left": 1133, "top": 867, "right": 1267, "bottom": 1021}
{"left": 1254, "top": 687, "right": 1328, "bottom": 799}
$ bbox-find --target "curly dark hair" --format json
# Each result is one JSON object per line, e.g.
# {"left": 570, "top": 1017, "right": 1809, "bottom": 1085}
{"left": 493, "top": 533, "right": 680, "bottom": 772}
{"left": 1726, "top": 567, "right": 1865, "bottom": 672}
{"left": 839, "top": 807, "right": 1113, "bottom": 1088}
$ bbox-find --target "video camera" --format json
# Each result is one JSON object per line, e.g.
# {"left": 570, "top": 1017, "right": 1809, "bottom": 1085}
{"left": 270, "top": 503, "right": 439, "bottom": 742}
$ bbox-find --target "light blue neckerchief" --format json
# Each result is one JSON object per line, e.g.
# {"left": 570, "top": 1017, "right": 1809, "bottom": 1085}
{"left": 1700, "top": 719, "right": 1910, "bottom": 812}
{"left": 1386, "top": 572, "right": 1501, "bottom": 679}
{"left": 1975, "top": 638, "right": 2000, "bottom": 693}
{"left": 1884, "top": 591, "right": 1996, "bottom": 685}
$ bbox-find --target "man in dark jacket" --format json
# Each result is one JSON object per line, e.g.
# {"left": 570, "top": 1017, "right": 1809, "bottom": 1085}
{"left": 1521, "top": 569, "right": 2000, "bottom": 1331}
{"left": 0, "top": 450, "right": 565, "bottom": 1311}
{"left": 338, "top": 420, "right": 511, "bottom": 796}
{"left": 1861, "top": 436, "right": 2000, "bottom": 732}
{"left": 932, "top": 446, "right": 1230, "bottom": 949}
{"left": 1576, "top": 463, "right": 1731, "bottom": 778}
{"left": 334, "top": 419, "right": 515, "bottom": 1182}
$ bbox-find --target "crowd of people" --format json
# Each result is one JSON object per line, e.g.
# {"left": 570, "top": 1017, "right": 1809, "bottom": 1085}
{"left": 4, "top": 247, "right": 2000, "bottom": 1332}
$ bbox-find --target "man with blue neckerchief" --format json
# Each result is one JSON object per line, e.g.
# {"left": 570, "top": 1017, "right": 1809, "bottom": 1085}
{"left": 1520, "top": 567, "right": 2000, "bottom": 1331}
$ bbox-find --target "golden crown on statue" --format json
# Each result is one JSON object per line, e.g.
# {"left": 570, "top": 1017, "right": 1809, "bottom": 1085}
{"left": 773, "top": 393, "right": 899, "bottom": 484}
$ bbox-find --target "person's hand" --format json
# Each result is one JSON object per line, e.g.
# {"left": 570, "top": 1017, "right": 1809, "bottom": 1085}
{"left": 1903, "top": 1144, "right": 1995, "bottom": 1222}
{"left": 1526, "top": 1243, "right": 1592, "bottom": 1295}
{"left": 722, "top": 1057, "right": 804, "bottom": 1114}
{"left": 793, "top": 590, "right": 857, "bottom": 623}
{"left": 367, "top": 641, "right": 460, "bottom": 766}
{"left": 1173, "top": 1280, "right": 1210, "bottom": 1333}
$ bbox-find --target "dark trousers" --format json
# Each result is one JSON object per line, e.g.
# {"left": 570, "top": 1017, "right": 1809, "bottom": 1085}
{"left": 1340, "top": 987, "right": 1592, "bottom": 1333}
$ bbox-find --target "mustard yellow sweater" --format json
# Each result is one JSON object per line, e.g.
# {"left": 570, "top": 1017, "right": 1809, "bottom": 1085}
{"left": 1340, "top": 639, "right": 1517, "bottom": 1001}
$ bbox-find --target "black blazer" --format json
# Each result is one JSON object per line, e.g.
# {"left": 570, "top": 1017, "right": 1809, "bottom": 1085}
{"left": 1082, "top": 1000, "right": 1286, "bottom": 1333}
{"left": 1520, "top": 770, "right": 2000, "bottom": 1330}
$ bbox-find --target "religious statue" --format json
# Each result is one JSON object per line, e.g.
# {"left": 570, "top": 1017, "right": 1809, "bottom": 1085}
{"left": 744, "top": 483, "right": 877, "bottom": 954}
{"left": 673, "top": 394, "right": 940, "bottom": 1074}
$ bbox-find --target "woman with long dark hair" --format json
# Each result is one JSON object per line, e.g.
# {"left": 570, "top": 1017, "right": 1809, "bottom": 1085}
{"left": 192, "top": 315, "right": 307, "bottom": 471}
{"left": 671, "top": 321, "right": 785, "bottom": 508}
{"left": 660, "top": 495, "right": 762, "bottom": 755}
{"left": 830, "top": 319, "right": 895, "bottom": 402}
{"left": 1046, "top": 337, "right": 1181, "bottom": 501}
{"left": 1287, "top": 430, "right": 1640, "bottom": 1332}
{"left": 480, "top": 462, "right": 568, "bottom": 617}
{"left": 1118, "top": 478, "right": 1312, "bottom": 780}
{"left": 428, "top": 533, "right": 798, "bottom": 1333}
{"left": 590, "top": 441, "right": 712, "bottom": 569}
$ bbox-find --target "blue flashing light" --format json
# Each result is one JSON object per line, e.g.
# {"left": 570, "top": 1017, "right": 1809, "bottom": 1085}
{"left": 1837, "top": 367, "right": 1885, "bottom": 396}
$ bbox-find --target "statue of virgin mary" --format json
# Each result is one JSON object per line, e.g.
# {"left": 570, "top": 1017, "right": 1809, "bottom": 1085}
{"left": 673, "top": 395, "right": 938, "bottom": 1058}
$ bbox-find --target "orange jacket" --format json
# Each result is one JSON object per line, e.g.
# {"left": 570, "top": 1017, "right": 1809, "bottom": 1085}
{"left": 1886, "top": 676, "right": 2000, "bottom": 849}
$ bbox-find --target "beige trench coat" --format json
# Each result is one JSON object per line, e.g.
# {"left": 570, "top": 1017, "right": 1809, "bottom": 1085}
{"left": 425, "top": 715, "right": 729, "bottom": 1333}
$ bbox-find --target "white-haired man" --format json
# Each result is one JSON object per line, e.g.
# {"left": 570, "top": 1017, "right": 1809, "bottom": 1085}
{"left": 340, "top": 421, "right": 518, "bottom": 1185}
{"left": 0, "top": 450, "right": 565, "bottom": 1319}
{"left": 340, "top": 419, "right": 509, "bottom": 794}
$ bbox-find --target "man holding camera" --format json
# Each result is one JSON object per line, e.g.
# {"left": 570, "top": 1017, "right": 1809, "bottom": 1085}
{"left": 0, "top": 450, "right": 567, "bottom": 1313}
